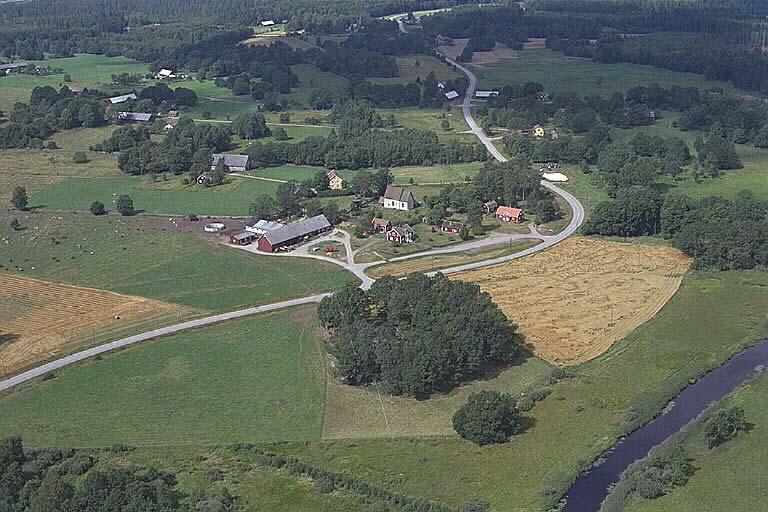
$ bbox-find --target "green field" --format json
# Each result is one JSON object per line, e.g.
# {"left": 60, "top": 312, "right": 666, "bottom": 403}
{"left": 0, "top": 309, "right": 327, "bottom": 446}
{"left": 371, "top": 54, "right": 459, "bottom": 85}
{"left": 31, "top": 175, "right": 280, "bottom": 216}
{"left": 268, "top": 271, "right": 768, "bottom": 510}
{"left": 623, "top": 372, "right": 768, "bottom": 512}
{"left": 381, "top": 107, "right": 474, "bottom": 144}
{"left": 472, "top": 48, "right": 743, "bottom": 96}
{"left": 0, "top": 211, "right": 356, "bottom": 311}
{"left": 0, "top": 54, "right": 150, "bottom": 111}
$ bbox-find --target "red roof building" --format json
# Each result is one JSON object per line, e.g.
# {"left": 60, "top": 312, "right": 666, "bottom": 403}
{"left": 496, "top": 206, "right": 525, "bottom": 223}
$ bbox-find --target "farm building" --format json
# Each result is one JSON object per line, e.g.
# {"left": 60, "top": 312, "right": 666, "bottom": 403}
{"left": 483, "top": 200, "right": 498, "bottom": 214}
{"left": 204, "top": 223, "right": 226, "bottom": 233}
{"left": 118, "top": 112, "right": 152, "bottom": 123}
{"left": 441, "top": 220, "right": 463, "bottom": 234}
{"left": 211, "top": 154, "right": 250, "bottom": 172}
{"left": 444, "top": 90, "right": 459, "bottom": 100}
{"left": 257, "top": 215, "right": 332, "bottom": 253}
{"left": 156, "top": 68, "right": 176, "bottom": 79}
{"left": 261, "top": 20, "right": 276, "bottom": 26}
{"left": 0, "top": 62, "right": 28, "bottom": 74}
{"left": 68, "top": 86, "right": 86, "bottom": 95}
{"left": 380, "top": 185, "right": 417, "bottom": 211}
{"left": 245, "top": 219, "right": 285, "bottom": 235}
{"left": 108, "top": 93, "right": 138, "bottom": 105}
{"left": 475, "top": 90, "right": 499, "bottom": 98}
{"left": 327, "top": 170, "right": 344, "bottom": 190}
{"left": 387, "top": 224, "right": 415, "bottom": 244}
{"left": 230, "top": 232, "right": 257, "bottom": 245}
{"left": 371, "top": 217, "right": 392, "bottom": 233}
{"left": 496, "top": 206, "right": 525, "bottom": 223}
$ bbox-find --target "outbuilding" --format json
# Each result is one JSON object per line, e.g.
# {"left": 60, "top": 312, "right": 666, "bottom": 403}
{"left": 440, "top": 220, "right": 463, "bottom": 234}
{"left": 118, "top": 112, "right": 152, "bottom": 123}
{"left": 211, "top": 154, "right": 250, "bottom": 172}
{"left": 444, "top": 90, "right": 459, "bottom": 100}
{"left": 230, "top": 232, "right": 257, "bottom": 245}
{"left": 482, "top": 200, "right": 498, "bottom": 214}
{"left": 371, "top": 217, "right": 392, "bottom": 233}
{"left": 245, "top": 219, "right": 286, "bottom": 235}
{"left": 108, "top": 93, "right": 138, "bottom": 105}
{"left": 257, "top": 214, "right": 332, "bottom": 252}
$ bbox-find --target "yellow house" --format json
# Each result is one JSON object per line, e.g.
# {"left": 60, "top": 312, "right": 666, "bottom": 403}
{"left": 327, "top": 170, "right": 344, "bottom": 190}
{"left": 532, "top": 124, "right": 545, "bottom": 138}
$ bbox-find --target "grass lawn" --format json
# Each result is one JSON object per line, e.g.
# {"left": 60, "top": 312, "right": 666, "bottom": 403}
{"left": 31, "top": 174, "right": 280, "bottom": 216}
{"left": 282, "top": 63, "right": 349, "bottom": 107}
{"left": 0, "top": 54, "right": 150, "bottom": 111}
{"left": 268, "top": 270, "right": 768, "bottom": 511}
{"left": 0, "top": 211, "right": 357, "bottom": 311}
{"left": 623, "top": 372, "right": 768, "bottom": 512}
{"left": 471, "top": 48, "right": 744, "bottom": 96}
{"left": 183, "top": 80, "right": 260, "bottom": 120}
{"left": 0, "top": 309, "right": 327, "bottom": 446}
{"left": 554, "top": 164, "right": 609, "bottom": 219}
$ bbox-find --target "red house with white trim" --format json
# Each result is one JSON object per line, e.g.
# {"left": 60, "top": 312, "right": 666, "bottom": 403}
{"left": 496, "top": 206, "right": 525, "bottom": 223}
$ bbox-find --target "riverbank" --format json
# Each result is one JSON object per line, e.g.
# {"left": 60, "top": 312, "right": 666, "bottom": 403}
{"left": 564, "top": 339, "right": 768, "bottom": 511}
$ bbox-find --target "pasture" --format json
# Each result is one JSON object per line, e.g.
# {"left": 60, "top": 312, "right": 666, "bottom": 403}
{"left": 370, "top": 54, "right": 459, "bottom": 85}
{"left": 0, "top": 309, "right": 327, "bottom": 446}
{"left": 30, "top": 175, "right": 280, "bottom": 216}
{"left": 0, "top": 274, "right": 192, "bottom": 379}
{"left": 467, "top": 48, "right": 743, "bottom": 96}
{"left": 456, "top": 237, "right": 692, "bottom": 365}
{"left": 0, "top": 210, "right": 357, "bottom": 311}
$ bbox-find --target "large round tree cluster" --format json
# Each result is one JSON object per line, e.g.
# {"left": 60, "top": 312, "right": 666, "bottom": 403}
{"left": 318, "top": 274, "right": 520, "bottom": 397}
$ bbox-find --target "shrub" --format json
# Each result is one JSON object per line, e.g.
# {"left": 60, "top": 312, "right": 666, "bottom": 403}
{"left": 90, "top": 201, "right": 106, "bottom": 216}
{"left": 72, "top": 151, "right": 89, "bottom": 163}
{"left": 705, "top": 406, "right": 746, "bottom": 448}
{"left": 115, "top": 194, "right": 134, "bottom": 216}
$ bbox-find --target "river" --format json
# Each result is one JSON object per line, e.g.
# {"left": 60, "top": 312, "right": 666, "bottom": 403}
{"left": 563, "top": 340, "right": 768, "bottom": 512}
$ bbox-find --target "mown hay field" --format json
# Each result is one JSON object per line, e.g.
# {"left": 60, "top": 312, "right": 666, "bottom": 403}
{"left": 0, "top": 274, "right": 192, "bottom": 378}
{"left": 455, "top": 237, "right": 692, "bottom": 365}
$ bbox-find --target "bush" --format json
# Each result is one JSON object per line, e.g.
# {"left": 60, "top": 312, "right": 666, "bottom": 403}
{"left": 452, "top": 390, "right": 520, "bottom": 446}
{"left": 705, "top": 406, "right": 746, "bottom": 448}
{"left": 72, "top": 151, "right": 89, "bottom": 163}
{"left": 115, "top": 194, "right": 135, "bottom": 216}
{"left": 89, "top": 201, "right": 106, "bottom": 216}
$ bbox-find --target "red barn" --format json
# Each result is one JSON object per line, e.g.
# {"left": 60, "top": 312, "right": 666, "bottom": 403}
{"left": 257, "top": 214, "right": 332, "bottom": 252}
{"left": 496, "top": 206, "right": 525, "bottom": 223}
{"left": 440, "top": 220, "right": 463, "bottom": 234}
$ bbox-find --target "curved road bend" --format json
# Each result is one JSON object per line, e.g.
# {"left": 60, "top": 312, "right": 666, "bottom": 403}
{"left": 0, "top": 25, "right": 585, "bottom": 392}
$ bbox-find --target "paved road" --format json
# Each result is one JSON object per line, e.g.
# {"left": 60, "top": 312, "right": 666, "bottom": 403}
{"left": 1, "top": 25, "right": 584, "bottom": 392}
{"left": 0, "top": 294, "right": 329, "bottom": 392}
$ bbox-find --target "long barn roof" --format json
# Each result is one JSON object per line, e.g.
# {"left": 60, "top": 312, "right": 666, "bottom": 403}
{"left": 264, "top": 215, "right": 331, "bottom": 246}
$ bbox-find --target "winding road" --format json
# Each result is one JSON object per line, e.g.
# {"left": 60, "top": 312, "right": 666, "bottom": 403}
{"left": 0, "top": 24, "right": 585, "bottom": 392}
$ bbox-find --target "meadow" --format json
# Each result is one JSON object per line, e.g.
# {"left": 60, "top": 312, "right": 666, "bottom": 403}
{"left": 0, "top": 309, "right": 327, "bottom": 446}
{"left": 270, "top": 270, "right": 768, "bottom": 510}
{"left": 0, "top": 210, "right": 357, "bottom": 311}
{"left": 370, "top": 54, "right": 459, "bottom": 85}
{"left": 469, "top": 47, "right": 743, "bottom": 96}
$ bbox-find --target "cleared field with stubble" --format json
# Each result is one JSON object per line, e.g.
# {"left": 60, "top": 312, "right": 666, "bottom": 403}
{"left": 455, "top": 237, "right": 692, "bottom": 365}
{"left": 0, "top": 274, "right": 193, "bottom": 379}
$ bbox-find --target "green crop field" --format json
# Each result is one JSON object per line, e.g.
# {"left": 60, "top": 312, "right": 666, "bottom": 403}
{"left": 0, "top": 309, "right": 327, "bottom": 446}
{"left": 0, "top": 211, "right": 357, "bottom": 311}
{"left": 471, "top": 48, "right": 743, "bottom": 97}
{"left": 0, "top": 54, "right": 150, "bottom": 111}
{"left": 623, "top": 372, "right": 768, "bottom": 512}
{"left": 266, "top": 271, "right": 768, "bottom": 511}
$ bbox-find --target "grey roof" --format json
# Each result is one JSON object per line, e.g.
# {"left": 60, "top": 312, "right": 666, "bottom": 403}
{"left": 212, "top": 154, "right": 249, "bottom": 169}
{"left": 231, "top": 231, "right": 256, "bottom": 241}
{"left": 118, "top": 112, "right": 152, "bottom": 122}
{"left": 109, "top": 93, "right": 138, "bottom": 104}
{"left": 441, "top": 220, "right": 463, "bottom": 228}
{"left": 382, "top": 185, "right": 415, "bottom": 204}
{"left": 390, "top": 224, "right": 414, "bottom": 236}
{"left": 247, "top": 219, "right": 285, "bottom": 231}
{"left": 265, "top": 215, "right": 331, "bottom": 246}
{"left": 0, "top": 62, "right": 28, "bottom": 71}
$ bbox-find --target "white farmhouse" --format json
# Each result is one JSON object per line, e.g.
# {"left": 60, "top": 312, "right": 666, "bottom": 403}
{"left": 380, "top": 185, "right": 417, "bottom": 211}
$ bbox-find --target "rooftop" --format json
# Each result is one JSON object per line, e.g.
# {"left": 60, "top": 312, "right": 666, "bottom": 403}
{"left": 212, "top": 154, "right": 249, "bottom": 169}
{"left": 264, "top": 215, "right": 331, "bottom": 246}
